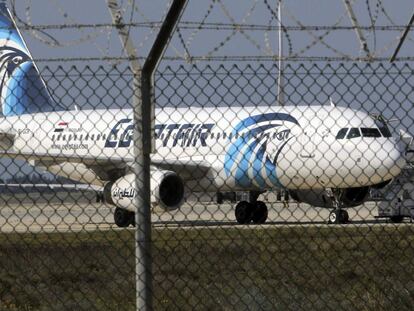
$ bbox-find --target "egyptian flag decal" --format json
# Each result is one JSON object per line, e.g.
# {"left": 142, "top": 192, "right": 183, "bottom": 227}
{"left": 54, "top": 121, "right": 68, "bottom": 132}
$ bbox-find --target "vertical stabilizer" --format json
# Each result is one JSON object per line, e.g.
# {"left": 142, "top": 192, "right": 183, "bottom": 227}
{"left": 0, "top": 4, "right": 59, "bottom": 116}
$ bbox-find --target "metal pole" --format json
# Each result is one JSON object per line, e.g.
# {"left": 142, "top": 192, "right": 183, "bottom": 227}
{"left": 343, "top": 0, "right": 370, "bottom": 58}
{"left": 106, "top": 1, "right": 150, "bottom": 310}
{"left": 108, "top": 1, "right": 188, "bottom": 310}
{"left": 277, "top": 0, "right": 284, "bottom": 106}
{"left": 390, "top": 11, "right": 414, "bottom": 62}
{"left": 142, "top": 0, "right": 188, "bottom": 154}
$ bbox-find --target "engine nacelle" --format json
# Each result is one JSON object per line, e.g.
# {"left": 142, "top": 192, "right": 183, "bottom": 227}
{"left": 150, "top": 169, "right": 185, "bottom": 211}
{"left": 289, "top": 187, "right": 370, "bottom": 208}
{"left": 104, "top": 170, "right": 185, "bottom": 212}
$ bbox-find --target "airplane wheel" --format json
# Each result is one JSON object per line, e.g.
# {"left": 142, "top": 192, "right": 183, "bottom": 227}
{"left": 252, "top": 201, "right": 268, "bottom": 224}
{"left": 235, "top": 201, "right": 253, "bottom": 224}
{"left": 329, "top": 210, "right": 338, "bottom": 224}
{"left": 114, "top": 208, "right": 134, "bottom": 228}
{"left": 341, "top": 210, "right": 349, "bottom": 223}
{"left": 329, "top": 210, "right": 348, "bottom": 224}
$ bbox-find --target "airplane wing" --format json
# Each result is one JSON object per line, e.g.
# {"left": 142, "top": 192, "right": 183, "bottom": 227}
{"left": 151, "top": 158, "right": 212, "bottom": 181}
{"left": 0, "top": 144, "right": 213, "bottom": 185}
{"left": 78, "top": 156, "right": 213, "bottom": 181}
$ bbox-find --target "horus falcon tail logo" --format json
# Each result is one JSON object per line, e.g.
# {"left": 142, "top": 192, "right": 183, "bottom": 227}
{"left": 0, "top": 46, "right": 30, "bottom": 93}
{"left": 224, "top": 113, "right": 300, "bottom": 188}
{"left": 0, "top": 5, "right": 58, "bottom": 116}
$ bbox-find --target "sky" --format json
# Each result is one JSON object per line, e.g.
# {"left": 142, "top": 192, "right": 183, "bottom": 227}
{"left": 7, "top": 0, "right": 414, "bottom": 63}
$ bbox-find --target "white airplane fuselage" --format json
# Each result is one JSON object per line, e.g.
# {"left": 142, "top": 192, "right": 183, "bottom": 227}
{"left": 0, "top": 3, "right": 406, "bottom": 226}
{"left": 0, "top": 105, "right": 405, "bottom": 193}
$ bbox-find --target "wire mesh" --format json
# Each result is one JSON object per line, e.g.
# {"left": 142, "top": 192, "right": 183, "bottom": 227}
{"left": 0, "top": 60, "right": 412, "bottom": 310}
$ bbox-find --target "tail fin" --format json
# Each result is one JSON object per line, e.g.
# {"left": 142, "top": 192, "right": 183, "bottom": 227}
{"left": 0, "top": 4, "right": 59, "bottom": 116}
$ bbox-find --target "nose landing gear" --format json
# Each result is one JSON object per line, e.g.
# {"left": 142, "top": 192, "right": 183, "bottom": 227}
{"left": 327, "top": 188, "right": 349, "bottom": 224}
{"left": 235, "top": 191, "right": 268, "bottom": 224}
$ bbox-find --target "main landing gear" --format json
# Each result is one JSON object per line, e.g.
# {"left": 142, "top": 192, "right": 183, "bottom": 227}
{"left": 114, "top": 207, "right": 135, "bottom": 227}
{"left": 327, "top": 189, "right": 349, "bottom": 224}
{"left": 328, "top": 209, "right": 349, "bottom": 224}
{"left": 235, "top": 191, "right": 268, "bottom": 224}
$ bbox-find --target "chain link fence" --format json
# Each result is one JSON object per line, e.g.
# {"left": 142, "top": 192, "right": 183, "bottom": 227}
{"left": 0, "top": 59, "right": 412, "bottom": 310}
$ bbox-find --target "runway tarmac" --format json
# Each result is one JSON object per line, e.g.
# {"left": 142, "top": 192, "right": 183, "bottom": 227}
{"left": 0, "top": 190, "right": 401, "bottom": 233}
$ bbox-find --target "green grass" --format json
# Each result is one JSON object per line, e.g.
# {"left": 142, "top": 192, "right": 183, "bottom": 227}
{"left": 0, "top": 225, "right": 414, "bottom": 310}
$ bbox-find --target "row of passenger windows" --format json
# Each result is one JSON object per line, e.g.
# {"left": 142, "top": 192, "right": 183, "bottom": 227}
{"left": 52, "top": 133, "right": 108, "bottom": 141}
{"left": 336, "top": 127, "right": 391, "bottom": 139}
{"left": 156, "top": 131, "right": 287, "bottom": 140}
{"left": 53, "top": 131, "right": 284, "bottom": 142}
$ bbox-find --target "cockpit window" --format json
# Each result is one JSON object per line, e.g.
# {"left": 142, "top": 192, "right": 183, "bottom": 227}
{"left": 347, "top": 128, "right": 361, "bottom": 139}
{"left": 379, "top": 127, "right": 392, "bottom": 138}
{"left": 336, "top": 128, "right": 348, "bottom": 139}
{"left": 361, "top": 128, "right": 381, "bottom": 138}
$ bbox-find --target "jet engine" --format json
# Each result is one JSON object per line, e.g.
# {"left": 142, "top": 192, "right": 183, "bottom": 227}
{"left": 104, "top": 170, "right": 185, "bottom": 212}
{"left": 289, "top": 187, "right": 370, "bottom": 208}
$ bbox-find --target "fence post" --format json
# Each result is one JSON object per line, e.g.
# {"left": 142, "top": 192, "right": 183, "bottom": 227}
{"left": 106, "top": 1, "right": 151, "bottom": 310}
{"left": 107, "top": 1, "right": 188, "bottom": 310}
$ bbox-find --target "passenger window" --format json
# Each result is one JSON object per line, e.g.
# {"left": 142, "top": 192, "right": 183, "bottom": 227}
{"left": 336, "top": 128, "right": 348, "bottom": 139}
{"left": 347, "top": 128, "right": 361, "bottom": 139}
{"left": 361, "top": 128, "right": 381, "bottom": 138}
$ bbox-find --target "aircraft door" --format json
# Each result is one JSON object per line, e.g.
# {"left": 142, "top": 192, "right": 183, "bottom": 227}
{"left": 300, "top": 112, "right": 326, "bottom": 158}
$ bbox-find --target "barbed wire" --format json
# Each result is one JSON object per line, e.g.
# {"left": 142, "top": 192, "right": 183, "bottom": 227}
{"left": 263, "top": 0, "right": 292, "bottom": 55}
{"left": 33, "top": 55, "right": 414, "bottom": 63}
{"left": 0, "top": 21, "right": 411, "bottom": 31}
{"left": 6, "top": 0, "right": 414, "bottom": 63}
{"left": 365, "top": 0, "right": 380, "bottom": 50}
{"left": 188, "top": 0, "right": 264, "bottom": 64}
{"left": 284, "top": 5, "right": 352, "bottom": 59}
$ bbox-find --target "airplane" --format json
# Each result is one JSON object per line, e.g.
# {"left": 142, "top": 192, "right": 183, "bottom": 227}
{"left": 0, "top": 4, "right": 406, "bottom": 227}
